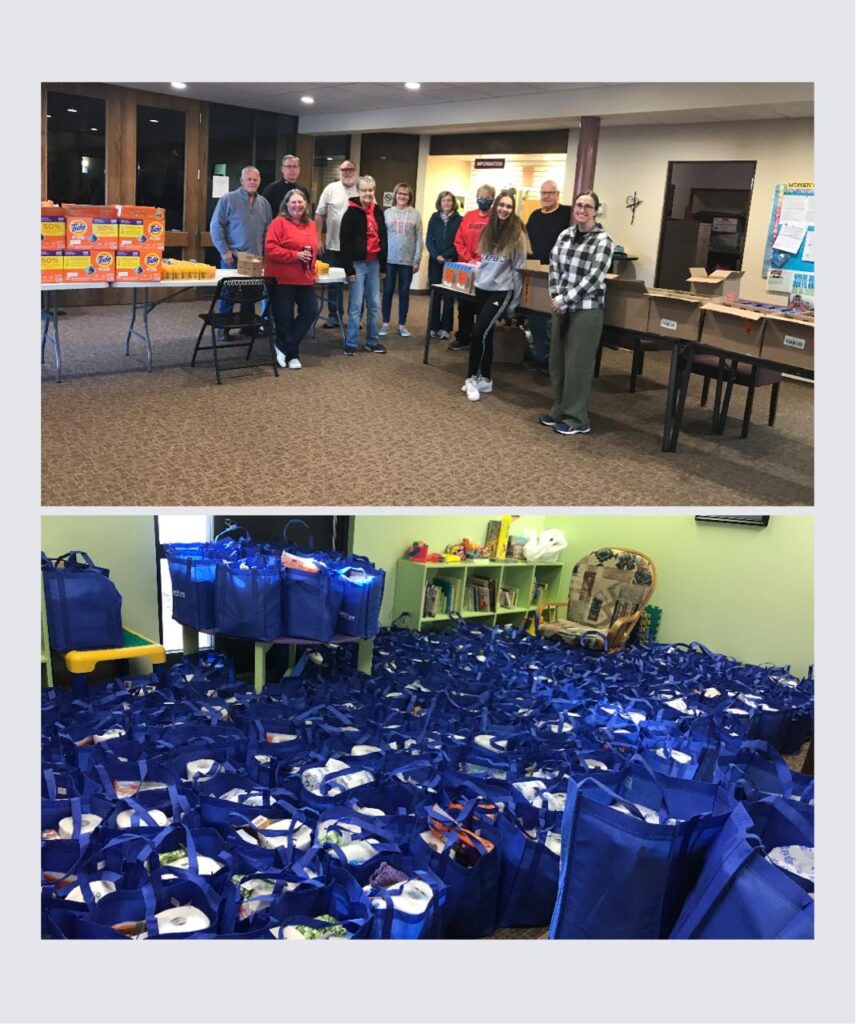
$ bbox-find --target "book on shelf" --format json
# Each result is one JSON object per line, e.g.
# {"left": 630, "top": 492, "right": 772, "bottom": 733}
{"left": 498, "top": 586, "right": 519, "bottom": 608}
{"left": 530, "top": 580, "right": 548, "bottom": 606}
{"left": 469, "top": 575, "right": 497, "bottom": 612}
{"left": 483, "top": 520, "right": 502, "bottom": 559}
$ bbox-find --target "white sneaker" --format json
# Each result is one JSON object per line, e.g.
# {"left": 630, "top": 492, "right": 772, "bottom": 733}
{"left": 475, "top": 377, "right": 493, "bottom": 393}
{"left": 287, "top": 358, "right": 302, "bottom": 370}
{"left": 429, "top": 330, "right": 438, "bottom": 338}
{"left": 378, "top": 323, "right": 389, "bottom": 337}
{"left": 464, "top": 379, "right": 481, "bottom": 402}
{"left": 461, "top": 376, "right": 476, "bottom": 393}
{"left": 275, "top": 348, "right": 287, "bottom": 368}
{"left": 398, "top": 325, "right": 411, "bottom": 337}
{"left": 438, "top": 330, "right": 450, "bottom": 340}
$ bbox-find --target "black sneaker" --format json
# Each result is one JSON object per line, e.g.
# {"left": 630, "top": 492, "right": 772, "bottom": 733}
{"left": 538, "top": 414, "right": 560, "bottom": 427}
{"left": 448, "top": 340, "right": 469, "bottom": 351}
{"left": 363, "top": 343, "right": 387, "bottom": 354}
{"left": 321, "top": 321, "right": 340, "bottom": 330}
{"left": 343, "top": 347, "right": 356, "bottom": 357}
{"left": 553, "top": 422, "right": 591, "bottom": 436}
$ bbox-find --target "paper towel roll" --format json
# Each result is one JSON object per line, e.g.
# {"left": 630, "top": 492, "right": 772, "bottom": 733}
{"left": 257, "top": 819, "right": 312, "bottom": 851}
{"left": 350, "top": 744, "right": 382, "bottom": 756}
{"left": 58, "top": 813, "right": 102, "bottom": 840}
{"left": 137, "top": 905, "right": 211, "bottom": 938}
{"left": 116, "top": 808, "right": 169, "bottom": 829}
{"left": 370, "top": 878, "right": 434, "bottom": 915}
{"left": 64, "top": 879, "right": 117, "bottom": 903}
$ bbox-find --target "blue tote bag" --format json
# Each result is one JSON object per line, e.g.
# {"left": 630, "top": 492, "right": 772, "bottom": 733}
{"left": 215, "top": 556, "right": 282, "bottom": 641}
{"left": 334, "top": 557, "right": 386, "bottom": 639}
{"left": 164, "top": 526, "right": 252, "bottom": 631}
{"left": 42, "top": 550, "right": 123, "bottom": 653}
{"left": 549, "top": 759, "right": 748, "bottom": 939}
{"left": 280, "top": 519, "right": 344, "bottom": 641}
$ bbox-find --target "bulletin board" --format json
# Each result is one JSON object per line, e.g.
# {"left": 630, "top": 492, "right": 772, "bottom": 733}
{"left": 762, "top": 182, "right": 815, "bottom": 301}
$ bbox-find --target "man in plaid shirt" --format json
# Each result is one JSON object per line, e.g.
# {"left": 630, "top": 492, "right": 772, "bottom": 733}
{"left": 540, "top": 190, "right": 614, "bottom": 436}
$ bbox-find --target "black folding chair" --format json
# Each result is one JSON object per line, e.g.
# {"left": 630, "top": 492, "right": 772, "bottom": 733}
{"left": 191, "top": 276, "right": 278, "bottom": 384}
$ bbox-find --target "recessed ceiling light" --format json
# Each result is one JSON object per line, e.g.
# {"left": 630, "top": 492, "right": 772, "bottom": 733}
{"left": 46, "top": 114, "right": 51, "bottom": 119}
{"left": 149, "top": 119, "right": 159, "bottom": 124}
{"left": 404, "top": 82, "right": 420, "bottom": 90}
{"left": 67, "top": 107, "right": 77, "bottom": 113}
{"left": 90, "top": 127, "right": 98, "bottom": 132}
{"left": 170, "top": 82, "right": 187, "bottom": 90}
{"left": 326, "top": 157, "right": 333, "bottom": 161}
{"left": 300, "top": 96, "right": 314, "bottom": 104}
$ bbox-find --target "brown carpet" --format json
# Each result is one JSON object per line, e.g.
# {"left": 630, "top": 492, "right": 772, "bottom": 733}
{"left": 42, "top": 295, "right": 813, "bottom": 507}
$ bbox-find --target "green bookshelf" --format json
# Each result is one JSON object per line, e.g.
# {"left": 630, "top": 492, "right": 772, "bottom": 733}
{"left": 392, "top": 558, "right": 564, "bottom": 631}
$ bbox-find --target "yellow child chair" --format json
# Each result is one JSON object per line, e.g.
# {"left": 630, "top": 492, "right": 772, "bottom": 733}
{"left": 538, "top": 547, "right": 657, "bottom": 653}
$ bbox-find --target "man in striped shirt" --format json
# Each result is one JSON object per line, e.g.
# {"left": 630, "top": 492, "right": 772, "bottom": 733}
{"left": 540, "top": 190, "right": 614, "bottom": 436}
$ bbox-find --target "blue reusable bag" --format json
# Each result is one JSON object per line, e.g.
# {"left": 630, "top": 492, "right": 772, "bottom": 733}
{"left": 280, "top": 519, "right": 345, "bottom": 641}
{"left": 164, "top": 526, "right": 253, "bottom": 632}
{"left": 42, "top": 550, "right": 123, "bottom": 653}
{"left": 669, "top": 807, "right": 814, "bottom": 939}
{"left": 549, "top": 759, "right": 748, "bottom": 939}
{"left": 334, "top": 557, "right": 386, "bottom": 639}
{"left": 215, "top": 555, "right": 282, "bottom": 641}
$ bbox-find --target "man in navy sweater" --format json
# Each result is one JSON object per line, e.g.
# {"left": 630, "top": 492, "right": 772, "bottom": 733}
{"left": 525, "top": 181, "right": 571, "bottom": 370}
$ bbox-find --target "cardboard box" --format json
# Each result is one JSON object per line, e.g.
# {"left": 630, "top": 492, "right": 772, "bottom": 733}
{"left": 699, "top": 302, "right": 765, "bottom": 359}
{"left": 40, "top": 208, "right": 66, "bottom": 251}
{"left": 605, "top": 278, "right": 650, "bottom": 332}
{"left": 116, "top": 205, "right": 166, "bottom": 250}
{"left": 520, "top": 260, "right": 551, "bottom": 313}
{"left": 646, "top": 289, "right": 704, "bottom": 341}
{"left": 491, "top": 325, "right": 529, "bottom": 364}
{"left": 114, "top": 249, "right": 162, "bottom": 281}
{"left": 686, "top": 267, "right": 744, "bottom": 298}
{"left": 441, "top": 261, "right": 476, "bottom": 295}
{"left": 63, "top": 249, "right": 116, "bottom": 282}
{"left": 62, "top": 205, "right": 119, "bottom": 249}
{"left": 236, "top": 252, "right": 264, "bottom": 276}
{"left": 761, "top": 313, "right": 814, "bottom": 372}
{"left": 41, "top": 251, "right": 64, "bottom": 284}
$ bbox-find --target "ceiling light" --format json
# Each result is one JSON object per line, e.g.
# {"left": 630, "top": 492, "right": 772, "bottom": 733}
{"left": 300, "top": 96, "right": 314, "bottom": 104}
{"left": 149, "top": 119, "right": 159, "bottom": 124}
{"left": 170, "top": 82, "right": 187, "bottom": 90}
{"left": 67, "top": 107, "right": 77, "bottom": 113}
{"left": 326, "top": 157, "right": 333, "bottom": 161}
{"left": 404, "top": 82, "right": 420, "bottom": 90}
{"left": 90, "top": 127, "right": 98, "bottom": 132}
{"left": 46, "top": 114, "right": 51, "bottom": 119}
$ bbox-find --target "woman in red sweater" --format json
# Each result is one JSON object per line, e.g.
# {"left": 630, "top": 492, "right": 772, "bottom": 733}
{"left": 264, "top": 190, "right": 319, "bottom": 369}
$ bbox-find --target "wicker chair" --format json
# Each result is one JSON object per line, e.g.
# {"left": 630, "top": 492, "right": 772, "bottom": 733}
{"left": 538, "top": 547, "right": 657, "bottom": 653}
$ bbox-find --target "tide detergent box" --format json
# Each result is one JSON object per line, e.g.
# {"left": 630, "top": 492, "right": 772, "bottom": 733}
{"left": 40, "top": 207, "right": 66, "bottom": 251}
{"left": 115, "top": 248, "right": 162, "bottom": 281}
{"left": 116, "top": 205, "right": 166, "bottom": 250}
{"left": 62, "top": 205, "right": 119, "bottom": 249}
{"left": 41, "top": 251, "right": 64, "bottom": 284}
{"left": 63, "top": 249, "right": 116, "bottom": 282}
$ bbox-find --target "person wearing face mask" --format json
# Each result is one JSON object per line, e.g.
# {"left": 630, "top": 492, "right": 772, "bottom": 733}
{"left": 380, "top": 182, "right": 423, "bottom": 338}
{"left": 449, "top": 184, "right": 496, "bottom": 351}
{"left": 315, "top": 160, "right": 360, "bottom": 327}
{"left": 425, "top": 191, "right": 462, "bottom": 339}
{"left": 264, "top": 189, "right": 320, "bottom": 370}
{"left": 539, "top": 189, "right": 614, "bottom": 436}
{"left": 460, "top": 190, "right": 528, "bottom": 402}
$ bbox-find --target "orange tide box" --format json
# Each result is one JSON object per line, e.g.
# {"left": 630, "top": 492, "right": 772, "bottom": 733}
{"left": 41, "top": 251, "right": 64, "bottom": 284}
{"left": 115, "top": 248, "right": 163, "bottom": 281}
{"left": 41, "top": 208, "right": 66, "bottom": 251}
{"left": 62, "top": 205, "right": 119, "bottom": 248}
{"left": 63, "top": 249, "right": 116, "bottom": 282}
{"left": 116, "top": 205, "right": 166, "bottom": 249}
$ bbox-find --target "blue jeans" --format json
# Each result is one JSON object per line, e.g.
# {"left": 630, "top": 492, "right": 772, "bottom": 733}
{"left": 217, "top": 256, "right": 255, "bottom": 320}
{"left": 346, "top": 260, "right": 381, "bottom": 349}
{"left": 428, "top": 260, "right": 455, "bottom": 332}
{"left": 271, "top": 283, "right": 318, "bottom": 360}
{"left": 527, "top": 311, "right": 551, "bottom": 362}
{"left": 382, "top": 263, "right": 414, "bottom": 325}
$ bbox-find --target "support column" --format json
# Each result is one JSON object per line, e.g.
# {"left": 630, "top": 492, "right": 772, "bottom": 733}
{"left": 573, "top": 116, "right": 601, "bottom": 199}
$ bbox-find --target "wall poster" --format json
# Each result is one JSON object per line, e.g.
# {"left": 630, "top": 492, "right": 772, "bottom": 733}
{"left": 763, "top": 181, "right": 815, "bottom": 303}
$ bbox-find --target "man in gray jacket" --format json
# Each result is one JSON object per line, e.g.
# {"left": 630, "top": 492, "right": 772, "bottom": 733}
{"left": 209, "top": 166, "right": 272, "bottom": 331}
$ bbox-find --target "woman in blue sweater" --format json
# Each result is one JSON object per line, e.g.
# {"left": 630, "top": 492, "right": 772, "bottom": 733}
{"left": 425, "top": 191, "right": 462, "bottom": 339}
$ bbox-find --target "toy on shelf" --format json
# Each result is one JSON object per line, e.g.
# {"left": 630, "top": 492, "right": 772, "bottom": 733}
{"left": 405, "top": 541, "right": 429, "bottom": 562}
{"left": 444, "top": 538, "right": 488, "bottom": 560}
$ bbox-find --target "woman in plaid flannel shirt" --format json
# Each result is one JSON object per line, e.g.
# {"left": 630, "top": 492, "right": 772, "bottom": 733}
{"left": 540, "top": 190, "right": 614, "bottom": 436}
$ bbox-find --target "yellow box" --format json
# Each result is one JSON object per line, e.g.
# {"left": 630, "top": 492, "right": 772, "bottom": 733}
{"left": 41, "top": 251, "right": 64, "bottom": 284}
{"left": 116, "top": 205, "right": 166, "bottom": 250}
{"left": 63, "top": 249, "right": 115, "bottom": 282}
{"left": 63, "top": 205, "right": 119, "bottom": 249}
{"left": 115, "top": 249, "right": 163, "bottom": 282}
{"left": 40, "top": 208, "right": 66, "bottom": 252}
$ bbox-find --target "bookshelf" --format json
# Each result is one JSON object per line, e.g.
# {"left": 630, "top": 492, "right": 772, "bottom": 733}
{"left": 392, "top": 558, "right": 565, "bottom": 631}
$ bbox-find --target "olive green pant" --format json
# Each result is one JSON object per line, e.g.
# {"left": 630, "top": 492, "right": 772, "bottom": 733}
{"left": 548, "top": 308, "right": 604, "bottom": 430}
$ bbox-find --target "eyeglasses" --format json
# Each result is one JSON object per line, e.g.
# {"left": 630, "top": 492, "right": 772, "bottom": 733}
{"left": 574, "top": 203, "right": 596, "bottom": 211}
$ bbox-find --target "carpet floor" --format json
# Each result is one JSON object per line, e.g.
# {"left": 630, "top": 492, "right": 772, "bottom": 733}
{"left": 42, "top": 294, "right": 813, "bottom": 507}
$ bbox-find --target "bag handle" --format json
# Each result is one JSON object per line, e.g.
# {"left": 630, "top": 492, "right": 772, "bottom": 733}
{"left": 732, "top": 740, "right": 795, "bottom": 797}
{"left": 282, "top": 518, "right": 316, "bottom": 552}
{"left": 51, "top": 550, "right": 97, "bottom": 569}
{"left": 214, "top": 524, "right": 251, "bottom": 543}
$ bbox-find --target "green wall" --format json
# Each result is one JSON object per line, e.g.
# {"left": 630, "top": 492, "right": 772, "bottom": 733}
{"left": 41, "top": 516, "right": 161, "bottom": 645}
{"left": 544, "top": 513, "right": 813, "bottom": 674}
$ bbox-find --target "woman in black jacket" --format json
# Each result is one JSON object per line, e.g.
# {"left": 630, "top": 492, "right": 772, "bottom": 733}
{"left": 339, "top": 175, "right": 389, "bottom": 355}
{"left": 425, "top": 191, "right": 462, "bottom": 339}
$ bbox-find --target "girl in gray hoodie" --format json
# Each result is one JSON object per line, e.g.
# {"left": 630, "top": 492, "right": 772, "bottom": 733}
{"left": 381, "top": 182, "right": 424, "bottom": 337}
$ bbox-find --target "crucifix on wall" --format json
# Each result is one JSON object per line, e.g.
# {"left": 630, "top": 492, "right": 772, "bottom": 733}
{"left": 626, "top": 191, "right": 643, "bottom": 224}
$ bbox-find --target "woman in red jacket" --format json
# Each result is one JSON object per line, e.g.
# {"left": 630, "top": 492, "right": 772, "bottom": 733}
{"left": 264, "top": 190, "right": 319, "bottom": 369}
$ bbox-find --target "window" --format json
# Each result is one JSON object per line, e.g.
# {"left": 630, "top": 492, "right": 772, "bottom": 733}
{"left": 136, "top": 106, "right": 186, "bottom": 230}
{"left": 46, "top": 91, "right": 106, "bottom": 204}
{"left": 156, "top": 514, "right": 213, "bottom": 653}
{"left": 312, "top": 135, "right": 351, "bottom": 206}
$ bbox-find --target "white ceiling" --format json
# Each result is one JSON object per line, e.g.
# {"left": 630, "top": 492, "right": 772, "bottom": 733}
{"left": 114, "top": 81, "right": 813, "bottom": 135}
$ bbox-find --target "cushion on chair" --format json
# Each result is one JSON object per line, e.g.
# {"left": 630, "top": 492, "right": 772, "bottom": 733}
{"left": 539, "top": 548, "right": 655, "bottom": 651}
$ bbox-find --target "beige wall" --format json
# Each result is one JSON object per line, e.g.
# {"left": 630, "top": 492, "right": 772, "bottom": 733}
{"left": 594, "top": 117, "right": 814, "bottom": 301}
